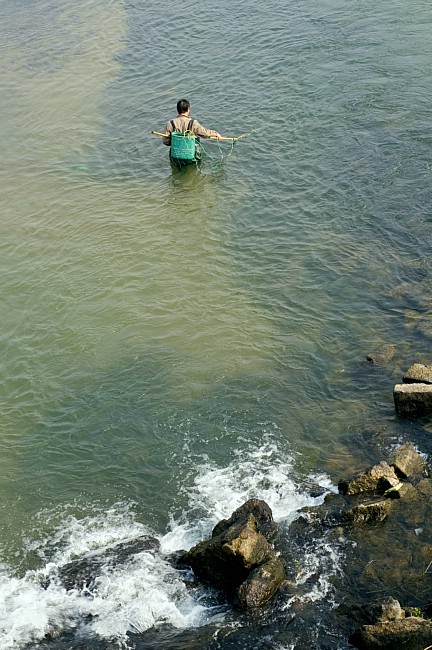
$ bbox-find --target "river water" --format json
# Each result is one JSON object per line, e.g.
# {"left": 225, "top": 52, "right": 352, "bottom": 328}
{"left": 1, "top": 0, "right": 432, "bottom": 647}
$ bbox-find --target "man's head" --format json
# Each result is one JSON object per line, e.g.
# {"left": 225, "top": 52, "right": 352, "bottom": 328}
{"left": 177, "top": 99, "right": 190, "bottom": 115}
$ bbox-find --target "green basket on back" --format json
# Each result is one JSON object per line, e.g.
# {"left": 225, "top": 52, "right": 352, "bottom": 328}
{"left": 170, "top": 131, "right": 196, "bottom": 160}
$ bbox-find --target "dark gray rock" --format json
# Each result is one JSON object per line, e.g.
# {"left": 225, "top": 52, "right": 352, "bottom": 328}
{"left": 388, "top": 443, "right": 427, "bottom": 479}
{"left": 403, "top": 363, "right": 432, "bottom": 385}
{"left": 394, "top": 383, "right": 432, "bottom": 418}
{"left": 338, "top": 461, "right": 399, "bottom": 496}
{"left": 58, "top": 535, "right": 160, "bottom": 591}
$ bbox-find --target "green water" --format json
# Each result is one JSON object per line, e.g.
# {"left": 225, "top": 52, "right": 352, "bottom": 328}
{"left": 1, "top": 0, "right": 432, "bottom": 645}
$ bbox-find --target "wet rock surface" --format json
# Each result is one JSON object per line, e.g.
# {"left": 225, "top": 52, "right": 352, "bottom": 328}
{"left": 388, "top": 442, "right": 427, "bottom": 479}
{"left": 341, "top": 499, "right": 392, "bottom": 525}
{"left": 57, "top": 535, "right": 161, "bottom": 591}
{"left": 24, "top": 442, "right": 432, "bottom": 650}
{"left": 180, "top": 499, "right": 285, "bottom": 608}
{"left": 338, "top": 461, "right": 399, "bottom": 496}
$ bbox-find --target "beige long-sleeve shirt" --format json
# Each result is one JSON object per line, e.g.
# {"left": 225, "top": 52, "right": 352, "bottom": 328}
{"left": 162, "top": 115, "right": 219, "bottom": 146}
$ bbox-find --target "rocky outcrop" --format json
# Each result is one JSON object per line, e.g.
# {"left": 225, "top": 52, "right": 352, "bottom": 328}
{"left": 212, "top": 498, "right": 277, "bottom": 541}
{"left": 180, "top": 499, "right": 285, "bottom": 608}
{"left": 234, "top": 555, "right": 285, "bottom": 608}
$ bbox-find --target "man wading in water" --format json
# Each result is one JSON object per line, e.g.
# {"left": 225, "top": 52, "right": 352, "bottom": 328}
{"left": 162, "top": 99, "right": 222, "bottom": 167}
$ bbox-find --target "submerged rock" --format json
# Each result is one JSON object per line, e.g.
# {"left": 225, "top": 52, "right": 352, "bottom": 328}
{"left": 366, "top": 345, "right": 396, "bottom": 365}
{"left": 181, "top": 499, "right": 284, "bottom": 608}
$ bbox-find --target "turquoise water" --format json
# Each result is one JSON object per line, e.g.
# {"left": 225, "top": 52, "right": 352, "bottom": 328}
{"left": 1, "top": 0, "right": 432, "bottom": 647}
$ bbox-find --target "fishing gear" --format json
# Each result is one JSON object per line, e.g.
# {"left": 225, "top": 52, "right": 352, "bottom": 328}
{"left": 151, "top": 128, "right": 261, "bottom": 171}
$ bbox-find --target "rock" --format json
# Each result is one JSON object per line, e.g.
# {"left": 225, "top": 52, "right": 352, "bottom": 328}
{"left": 403, "top": 363, "right": 432, "bottom": 384}
{"left": 182, "top": 500, "right": 285, "bottom": 608}
{"left": 58, "top": 535, "right": 161, "bottom": 591}
{"left": 342, "top": 499, "right": 392, "bottom": 525}
{"left": 338, "top": 461, "right": 400, "bottom": 496}
{"left": 418, "top": 478, "right": 432, "bottom": 497}
{"left": 388, "top": 443, "right": 427, "bottom": 479}
{"left": 394, "top": 383, "right": 432, "bottom": 418}
{"left": 234, "top": 556, "right": 285, "bottom": 608}
{"left": 212, "top": 498, "right": 277, "bottom": 541}
{"left": 222, "top": 514, "right": 272, "bottom": 568}
{"left": 342, "top": 597, "right": 405, "bottom": 633}
{"left": 385, "top": 482, "right": 418, "bottom": 500}
{"left": 184, "top": 513, "right": 272, "bottom": 591}
{"left": 350, "top": 616, "right": 432, "bottom": 650}
{"left": 366, "top": 345, "right": 396, "bottom": 365}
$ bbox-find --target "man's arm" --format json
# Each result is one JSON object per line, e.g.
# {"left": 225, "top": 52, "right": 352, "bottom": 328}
{"left": 192, "top": 120, "right": 221, "bottom": 139}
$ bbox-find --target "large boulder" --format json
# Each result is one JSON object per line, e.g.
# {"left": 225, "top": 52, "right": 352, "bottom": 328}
{"left": 338, "top": 461, "right": 399, "bottom": 496}
{"left": 394, "top": 383, "right": 432, "bottom": 418}
{"left": 181, "top": 499, "right": 285, "bottom": 608}
{"left": 387, "top": 443, "right": 427, "bottom": 479}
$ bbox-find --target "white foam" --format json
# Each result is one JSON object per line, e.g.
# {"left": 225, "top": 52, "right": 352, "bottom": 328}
{"left": 0, "top": 441, "right": 339, "bottom": 648}
{"left": 161, "top": 440, "right": 334, "bottom": 553}
{"left": 0, "top": 507, "right": 212, "bottom": 649}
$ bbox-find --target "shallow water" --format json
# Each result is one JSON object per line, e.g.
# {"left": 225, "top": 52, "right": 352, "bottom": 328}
{"left": 1, "top": 0, "right": 432, "bottom": 647}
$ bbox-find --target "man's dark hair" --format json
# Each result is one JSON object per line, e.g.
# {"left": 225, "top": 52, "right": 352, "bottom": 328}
{"left": 177, "top": 99, "right": 190, "bottom": 114}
